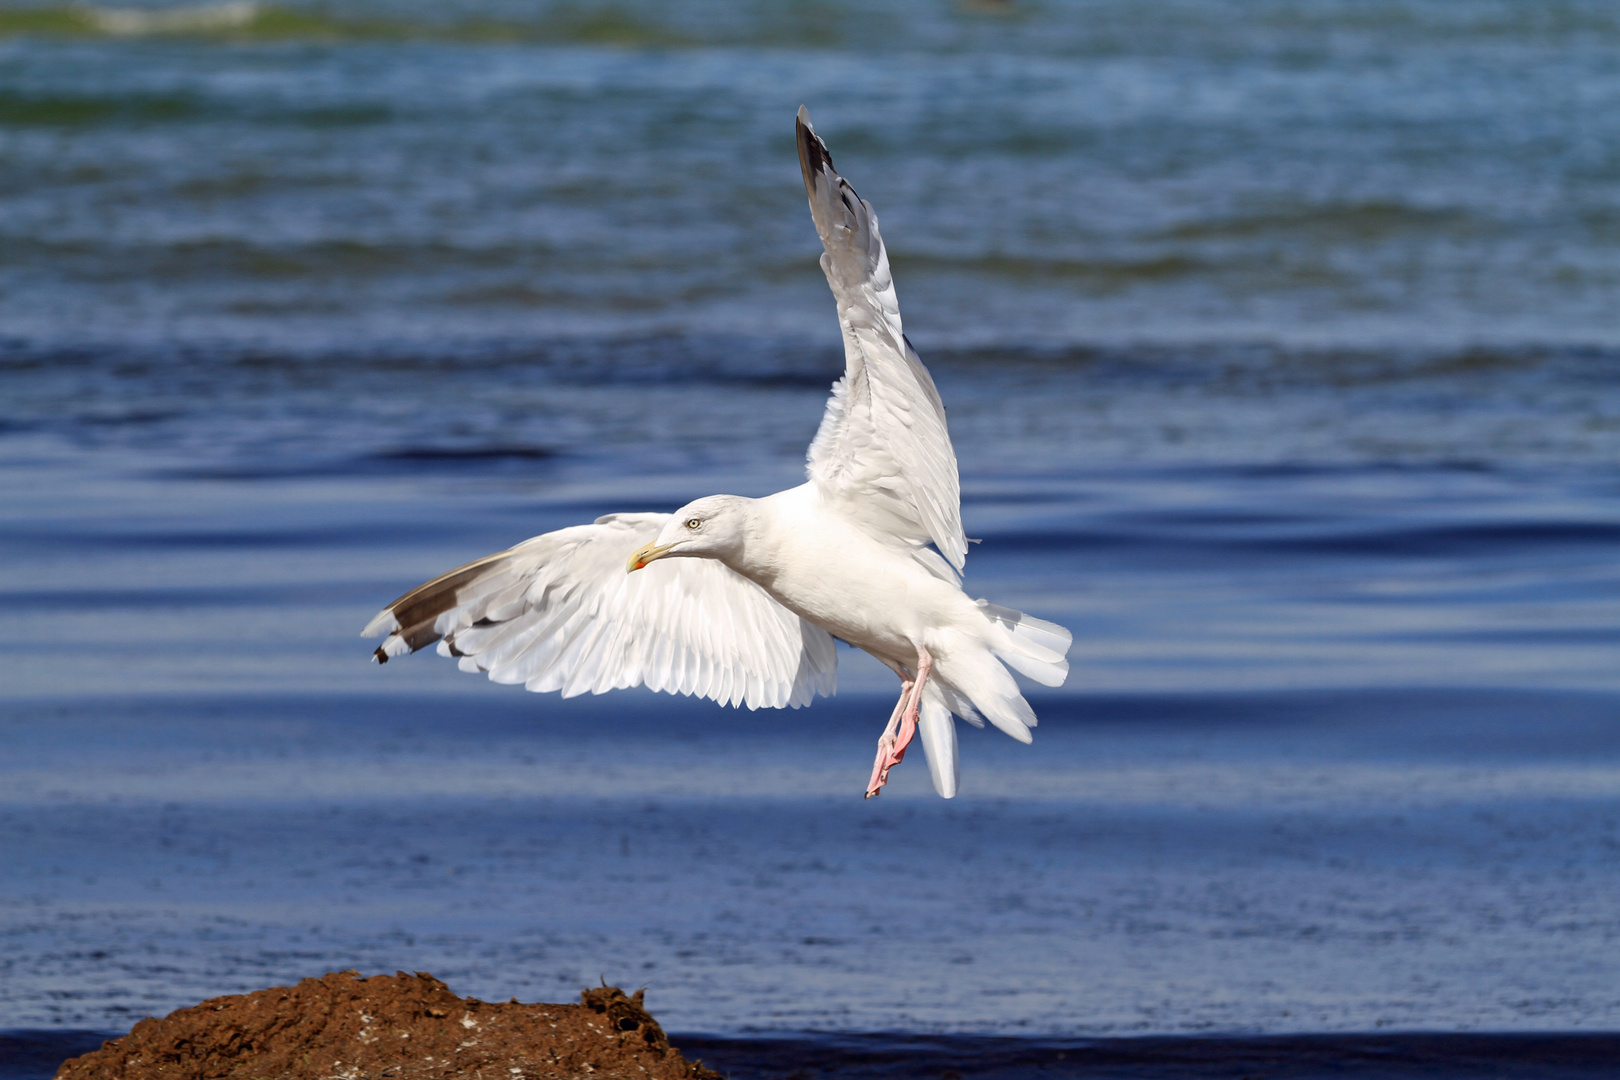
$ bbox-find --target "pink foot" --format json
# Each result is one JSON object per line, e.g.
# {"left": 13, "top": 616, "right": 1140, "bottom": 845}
{"left": 865, "top": 684, "right": 909, "bottom": 798}
{"left": 866, "top": 722, "right": 916, "bottom": 799}
{"left": 863, "top": 646, "right": 934, "bottom": 799}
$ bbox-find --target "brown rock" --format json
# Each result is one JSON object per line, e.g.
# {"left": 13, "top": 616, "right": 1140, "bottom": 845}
{"left": 55, "top": 970, "right": 721, "bottom": 1080}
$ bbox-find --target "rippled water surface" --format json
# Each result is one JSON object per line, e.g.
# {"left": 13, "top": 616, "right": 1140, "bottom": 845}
{"left": 2, "top": 0, "right": 1619, "bottom": 1060}
{"left": 4, "top": 0, "right": 1620, "bottom": 351}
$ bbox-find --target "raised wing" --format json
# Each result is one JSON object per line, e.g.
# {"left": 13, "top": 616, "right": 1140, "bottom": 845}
{"left": 363, "top": 513, "right": 838, "bottom": 709}
{"left": 797, "top": 106, "right": 967, "bottom": 573}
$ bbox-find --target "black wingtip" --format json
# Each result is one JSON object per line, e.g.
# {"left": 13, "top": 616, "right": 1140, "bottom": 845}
{"left": 796, "top": 105, "right": 835, "bottom": 197}
{"left": 373, "top": 645, "right": 389, "bottom": 664}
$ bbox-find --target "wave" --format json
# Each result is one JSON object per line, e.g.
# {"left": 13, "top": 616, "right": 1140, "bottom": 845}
{"left": 1158, "top": 200, "right": 1483, "bottom": 243}
{"left": 0, "top": 1, "right": 696, "bottom": 45}
{"left": 84, "top": 0, "right": 257, "bottom": 34}
{"left": 6, "top": 0, "right": 1620, "bottom": 51}
{"left": 894, "top": 252, "right": 1211, "bottom": 285}
{"left": 4, "top": 335, "right": 1616, "bottom": 383}
{"left": 0, "top": 86, "right": 199, "bottom": 125}
{"left": 977, "top": 516, "right": 1620, "bottom": 566}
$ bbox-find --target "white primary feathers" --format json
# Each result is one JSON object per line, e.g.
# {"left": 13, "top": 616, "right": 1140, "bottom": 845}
{"left": 364, "top": 108, "right": 1071, "bottom": 798}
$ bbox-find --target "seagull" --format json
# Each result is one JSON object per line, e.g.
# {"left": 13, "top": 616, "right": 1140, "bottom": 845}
{"left": 363, "top": 107, "right": 1071, "bottom": 799}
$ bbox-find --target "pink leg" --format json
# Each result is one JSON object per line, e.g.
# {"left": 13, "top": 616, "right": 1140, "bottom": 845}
{"left": 864, "top": 645, "right": 934, "bottom": 799}
{"left": 864, "top": 682, "right": 910, "bottom": 798}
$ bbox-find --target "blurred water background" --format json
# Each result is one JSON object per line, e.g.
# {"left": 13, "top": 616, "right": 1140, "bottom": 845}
{"left": 3, "top": 0, "right": 1620, "bottom": 1062}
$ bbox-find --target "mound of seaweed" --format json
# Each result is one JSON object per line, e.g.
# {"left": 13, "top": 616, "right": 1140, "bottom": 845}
{"left": 56, "top": 971, "right": 720, "bottom": 1080}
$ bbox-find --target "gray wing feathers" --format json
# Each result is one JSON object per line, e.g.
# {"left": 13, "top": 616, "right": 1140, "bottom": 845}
{"left": 363, "top": 513, "right": 838, "bottom": 709}
{"left": 796, "top": 106, "right": 968, "bottom": 572}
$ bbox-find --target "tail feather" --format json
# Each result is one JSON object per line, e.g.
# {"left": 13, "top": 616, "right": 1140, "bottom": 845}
{"left": 934, "top": 681, "right": 985, "bottom": 728}
{"left": 917, "top": 686, "right": 959, "bottom": 798}
{"left": 981, "top": 684, "right": 1037, "bottom": 743}
{"left": 927, "top": 603, "right": 1071, "bottom": 749}
{"left": 979, "top": 600, "right": 1071, "bottom": 687}
{"left": 935, "top": 647, "right": 1035, "bottom": 744}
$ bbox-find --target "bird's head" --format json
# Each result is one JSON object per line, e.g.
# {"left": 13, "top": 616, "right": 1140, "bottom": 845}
{"left": 627, "top": 495, "right": 753, "bottom": 573}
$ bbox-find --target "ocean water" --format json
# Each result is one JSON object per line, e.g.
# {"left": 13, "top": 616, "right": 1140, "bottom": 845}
{"left": 3, "top": 0, "right": 1620, "bottom": 1075}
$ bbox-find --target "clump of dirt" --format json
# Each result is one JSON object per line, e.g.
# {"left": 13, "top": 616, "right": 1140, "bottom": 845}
{"left": 56, "top": 970, "right": 721, "bottom": 1080}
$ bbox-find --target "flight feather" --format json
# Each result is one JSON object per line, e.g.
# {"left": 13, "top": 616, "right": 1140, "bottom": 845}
{"left": 363, "top": 513, "right": 838, "bottom": 709}
{"left": 796, "top": 106, "right": 968, "bottom": 572}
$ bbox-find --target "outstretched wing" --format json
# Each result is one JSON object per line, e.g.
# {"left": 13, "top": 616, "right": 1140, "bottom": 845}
{"left": 797, "top": 105, "right": 967, "bottom": 574}
{"left": 363, "top": 513, "right": 838, "bottom": 709}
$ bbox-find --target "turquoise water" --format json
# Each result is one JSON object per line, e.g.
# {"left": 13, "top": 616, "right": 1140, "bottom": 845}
{"left": 2, "top": 0, "right": 1619, "bottom": 1053}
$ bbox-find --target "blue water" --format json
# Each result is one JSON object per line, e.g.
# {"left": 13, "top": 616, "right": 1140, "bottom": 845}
{"left": 3, "top": 0, "right": 1620, "bottom": 1071}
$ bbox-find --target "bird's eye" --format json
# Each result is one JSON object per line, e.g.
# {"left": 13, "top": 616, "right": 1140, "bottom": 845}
{"left": 685, "top": 518, "right": 702, "bottom": 530}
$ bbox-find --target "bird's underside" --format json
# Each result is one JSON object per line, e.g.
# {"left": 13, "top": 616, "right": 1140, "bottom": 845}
{"left": 364, "top": 107, "right": 1072, "bottom": 799}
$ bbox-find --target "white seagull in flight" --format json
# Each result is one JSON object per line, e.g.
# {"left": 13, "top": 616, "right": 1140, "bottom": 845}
{"left": 364, "top": 107, "right": 1071, "bottom": 798}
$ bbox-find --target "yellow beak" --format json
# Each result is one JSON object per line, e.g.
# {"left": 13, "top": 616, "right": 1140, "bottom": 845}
{"left": 627, "top": 542, "right": 674, "bottom": 573}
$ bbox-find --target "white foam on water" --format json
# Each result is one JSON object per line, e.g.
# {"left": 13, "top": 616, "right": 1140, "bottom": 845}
{"left": 81, "top": 0, "right": 259, "bottom": 35}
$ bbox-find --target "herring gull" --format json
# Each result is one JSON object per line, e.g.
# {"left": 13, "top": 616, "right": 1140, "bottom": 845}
{"left": 363, "top": 107, "right": 1072, "bottom": 798}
